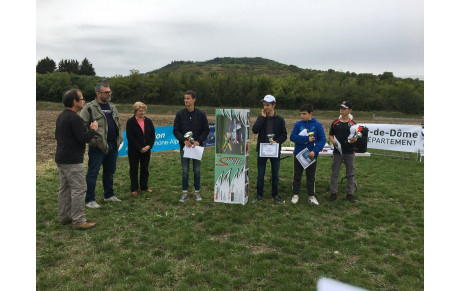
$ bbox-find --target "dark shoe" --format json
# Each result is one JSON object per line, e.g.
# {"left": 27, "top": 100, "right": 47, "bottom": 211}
{"left": 72, "top": 221, "right": 96, "bottom": 230}
{"left": 253, "top": 196, "right": 263, "bottom": 202}
{"left": 59, "top": 220, "right": 72, "bottom": 225}
{"left": 272, "top": 195, "right": 285, "bottom": 203}
{"left": 346, "top": 194, "right": 356, "bottom": 203}
{"left": 329, "top": 193, "right": 338, "bottom": 202}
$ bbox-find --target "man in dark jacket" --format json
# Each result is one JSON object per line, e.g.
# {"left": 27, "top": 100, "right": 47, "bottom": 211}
{"left": 252, "top": 95, "right": 287, "bottom": 202}
{"left": 55, "top": 89, "right": 98, "bottom": 230}
{"left": 173, "top": 90, "right": 210, "bottom": 203}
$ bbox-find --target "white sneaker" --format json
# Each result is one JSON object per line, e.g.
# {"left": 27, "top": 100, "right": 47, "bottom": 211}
{"left": 291, "top": 195, "right": 299, "bottom": 204}
{"left": 86, "top": 201, "right": 101, "bottom": 208}
{"left": 308, "top": 196, "right": 319, "bottom": 206}
{"left": 104, "top": 196, "right": 122, "bottom": 202}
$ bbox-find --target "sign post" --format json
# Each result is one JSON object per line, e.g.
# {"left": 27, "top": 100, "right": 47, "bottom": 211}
{"left": 214, "top": 109, "right": 250, "bottom": 205}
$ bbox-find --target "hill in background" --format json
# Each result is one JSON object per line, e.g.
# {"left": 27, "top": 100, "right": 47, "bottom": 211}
{"left": 37, "top": 56, "right": 424, "bottom": 114}
{"left": 147, "top": 57, "right": 316, "bottom": 77}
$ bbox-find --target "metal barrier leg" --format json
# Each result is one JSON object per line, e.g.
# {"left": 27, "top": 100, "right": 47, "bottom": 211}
{"left": 340, "top": 176, "right": 359, "bottom": 191}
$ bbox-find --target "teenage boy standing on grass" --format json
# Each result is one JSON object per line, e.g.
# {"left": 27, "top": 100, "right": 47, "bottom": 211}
{"left": 252, "top": 95, "right": 287, "bottom": 203}
{"left": 329, "top": 101, "right": 358, "bottom": 203}
{"left": 289, "top": 104, "right": 326, "bottom": 205}
{"left": 55, "top": 89, "right": 98, "bottom": 230}
{"left": 173, "top": 90, "right": 210, "bottom": 203}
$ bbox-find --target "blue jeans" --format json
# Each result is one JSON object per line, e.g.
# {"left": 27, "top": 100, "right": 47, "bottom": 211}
{"left": 180, "top": 147, "right": 201, "bottom": 191}
{"left": 256, "top": 156, "right": 280, "bottom": 197}
{"left": 85, "top": 143, "right": 118, "bottom": 203}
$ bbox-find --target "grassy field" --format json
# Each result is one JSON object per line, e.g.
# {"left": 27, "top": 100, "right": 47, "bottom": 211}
{"left": 36, "top": 144, "right": 424, "bottom": 290}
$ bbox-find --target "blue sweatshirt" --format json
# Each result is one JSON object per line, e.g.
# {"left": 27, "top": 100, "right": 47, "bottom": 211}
{"left": 289, "top": 118, "right": 326, "bottom": 156}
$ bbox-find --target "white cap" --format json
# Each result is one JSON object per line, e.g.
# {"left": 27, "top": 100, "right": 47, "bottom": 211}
{"left": 261, "top": 95, "right": 276, "bottom": 103}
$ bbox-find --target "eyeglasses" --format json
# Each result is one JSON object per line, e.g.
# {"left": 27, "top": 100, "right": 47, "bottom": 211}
{"left": 100, "top": 91, "right": 112, "bottom": 94}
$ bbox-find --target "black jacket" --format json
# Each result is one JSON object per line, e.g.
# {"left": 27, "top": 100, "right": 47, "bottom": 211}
{"left": 329, "top": 118, "right": 357, "bottom": 155}
{"left": 126, "top": 116, "right": 156, "bottom": 153}
{"left": 55, "top": 109, "right": 96, "bottom": 164}
{"left": 173, "top": 108, "right": 209, "bottom": 148}
{"left": 252, "top": 114, "right": 287, "bottom": 157}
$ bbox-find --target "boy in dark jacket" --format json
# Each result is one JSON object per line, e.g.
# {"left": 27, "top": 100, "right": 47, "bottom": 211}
{"left": 329, "top": 101, "right": 358, "bottom": 203}
{"left": 252, "top": 95, "right": 287, "bottom": 202}
{"left": 173, "top": 90, "right": 209, "bottom": 203}
{"left": 289, "top": 104, "right": 326, "bottom": 205}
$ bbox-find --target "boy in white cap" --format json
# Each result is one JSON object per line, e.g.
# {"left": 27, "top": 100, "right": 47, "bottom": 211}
{"left": 252, "top": 95, "right": 287, "bottom": 202}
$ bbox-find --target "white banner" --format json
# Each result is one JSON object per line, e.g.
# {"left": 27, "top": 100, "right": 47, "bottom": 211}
{"left": 360, "top": 124, "right": 423, "bottom": 153}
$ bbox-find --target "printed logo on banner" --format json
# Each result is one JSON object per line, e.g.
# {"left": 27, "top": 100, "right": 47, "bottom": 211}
{"left": 118, "top": 123, "right": 216, "bottom": 157}
{"left": 118, "top": 131, "right": 128, "bottom": 157}
{"left": 151, "top": 125, "right": 180, "bottom": 152}
{"left": 360, "top": 123, "right": 423, "bottom": 153}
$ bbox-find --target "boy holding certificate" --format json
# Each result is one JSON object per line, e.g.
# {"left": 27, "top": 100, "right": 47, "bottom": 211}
{"left": 173, "top": 90, "right": 210, "bottom": 203}
{"left": 289, "top": 104, "right": 326, "bottom": 205}
{"left": 252, "top": 95, "right": 287, "bottom": 203}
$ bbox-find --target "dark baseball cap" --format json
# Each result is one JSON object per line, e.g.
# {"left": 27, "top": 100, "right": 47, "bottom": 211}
{"left": 339, "top": 101, "right": 352, "bottom": 109}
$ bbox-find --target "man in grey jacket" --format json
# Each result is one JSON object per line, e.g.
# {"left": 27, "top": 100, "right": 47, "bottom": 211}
{"left": 80, "top": 83, "right": 123, "bottom": 208}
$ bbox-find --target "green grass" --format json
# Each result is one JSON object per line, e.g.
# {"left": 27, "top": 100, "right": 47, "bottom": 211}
{"left": 37, "top": 145, "right": 423, "bottom": 290}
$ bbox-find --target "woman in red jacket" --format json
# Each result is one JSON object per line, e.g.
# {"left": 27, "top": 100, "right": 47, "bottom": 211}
{"left": 126, "top": 102, "right": 156, "bottom": 195}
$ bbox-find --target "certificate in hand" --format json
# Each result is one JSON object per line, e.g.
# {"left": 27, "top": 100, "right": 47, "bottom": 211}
{"left": 334, "top": 136, "right": 342, "bottom": 155}
{"left": 259, "top": 143, "right": 279, "bottom": 157}
{"left": 183, "top": 145, "right": 204, "bottom": 160}
{"left": 296, "top": 147, "right": 316, "bottom": 169}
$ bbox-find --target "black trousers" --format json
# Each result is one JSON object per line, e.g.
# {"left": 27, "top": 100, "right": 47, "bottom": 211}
{"left": 128, "top": 150, "right": 151, "bottom": 192}
{"left": 292, "top": 156, "right": 317, "bottom": 196}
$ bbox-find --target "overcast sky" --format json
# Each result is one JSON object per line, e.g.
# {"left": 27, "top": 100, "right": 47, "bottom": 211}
{"left": 36, "top": 0, "right": 423, "bottom": 78}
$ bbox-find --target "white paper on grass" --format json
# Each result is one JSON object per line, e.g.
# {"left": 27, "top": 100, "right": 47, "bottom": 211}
{"left": 183, "top": 145, "right": 204, "bottom": 160}
{"left": 295, "top": 147, "right": 316, "bottom": 169}
{"left": 317, "top": 277, "right": 368, "bottom": 291}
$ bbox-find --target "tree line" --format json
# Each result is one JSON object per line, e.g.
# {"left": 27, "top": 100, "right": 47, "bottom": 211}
{"left": 36, "top": 57, "right": 96, "bottom": 76}
{"left": 36, "top": 62, "right": 423, "bottom": 114}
